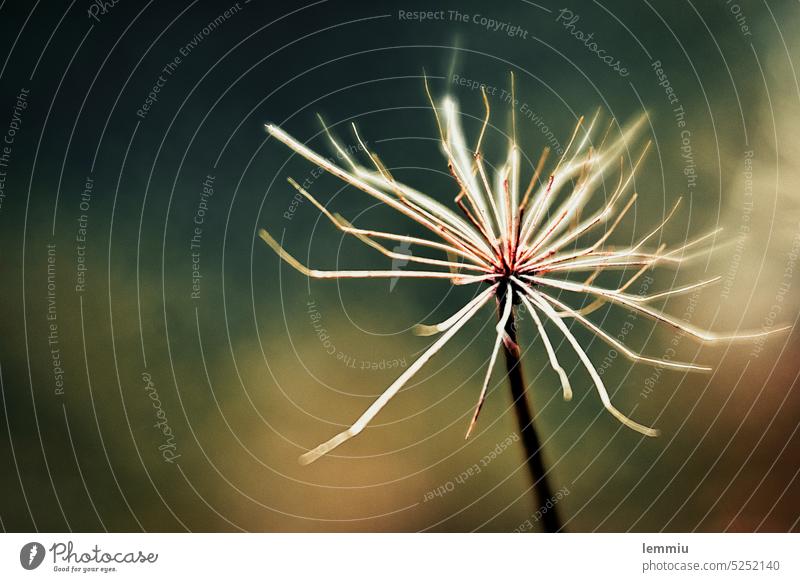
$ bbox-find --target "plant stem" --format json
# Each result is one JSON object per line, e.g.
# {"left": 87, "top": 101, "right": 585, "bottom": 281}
{"left": 502, "top": 306, "right": 564, "bottom": 533}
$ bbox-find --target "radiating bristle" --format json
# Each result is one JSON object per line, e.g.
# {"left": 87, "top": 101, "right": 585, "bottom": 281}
{"left": 259, "top": 81, "right": 791, "bottom": 463}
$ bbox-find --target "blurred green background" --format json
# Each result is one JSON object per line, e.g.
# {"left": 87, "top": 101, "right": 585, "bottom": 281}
{"left": 0, "top": 0, "right": 798, "bottom": 532}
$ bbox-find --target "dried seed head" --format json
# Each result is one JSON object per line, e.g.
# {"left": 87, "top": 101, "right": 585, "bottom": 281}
{"left": 261, "top": 78, "right": 790, "bottom": 464}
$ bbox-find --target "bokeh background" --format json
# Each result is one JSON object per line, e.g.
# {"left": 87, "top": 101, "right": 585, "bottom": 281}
{"left": 0, "top": 0, "right": 798, "bottom": 532}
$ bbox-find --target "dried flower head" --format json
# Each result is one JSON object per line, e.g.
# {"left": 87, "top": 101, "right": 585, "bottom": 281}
{"left": 260, "top": 75, "right": 787, "bottom": 465}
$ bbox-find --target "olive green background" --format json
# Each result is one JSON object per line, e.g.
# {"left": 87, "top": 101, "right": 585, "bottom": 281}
{"left": 0, "top": 0, "right": 798, "bottom": 532}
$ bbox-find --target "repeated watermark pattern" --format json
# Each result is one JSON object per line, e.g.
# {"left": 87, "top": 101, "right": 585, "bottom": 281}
{"left": 721, "top": 150, "right": 754, "bottom": 300}
{"left": 0, "top": 88, "right": 28, "bottom": 215}
{"left": 555, "top": 8, "right": 629, "bottom": 77}
{"left": 190, "top": 175, "right": 215, "bottom": 300}
{"left": 750, "top": 223, "right": 800, "bottom": 359}
{"left": 141, "top": 372, "right": 181, "bottom": 463}
{"left": 451, "top": 73, "right": 564, "bottom": 155}
{"left": 422, "top": 433, "right": 520, "bottom": 502}
{"left": 307, "top": 298, "right": 408, "bottom": 370}
{"left": 282, "top": 140, "right": 369, "bottom": 221}
{"left": 46, "top": 243, "right": 65, "bottom": 397}
{"left": 0, "top": 0, "right": 794, "bottom": 540}
{"left": 512, "top": 486, "right": 571, "bottom": 532}
{"left": 136, "top": 2, "right": 244, "bottom": 120}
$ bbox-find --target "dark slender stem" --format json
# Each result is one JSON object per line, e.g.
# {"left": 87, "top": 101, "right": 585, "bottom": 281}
{"left": 502, "top": 306, "right": 564, "bottom": 533}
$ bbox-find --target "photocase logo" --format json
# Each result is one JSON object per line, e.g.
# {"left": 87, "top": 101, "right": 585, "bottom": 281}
{"left": 19, "top": 542, "right": 45, "bottom": 570}
{"left": 389, "top": 239, "right": 413, "bottom": 292}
